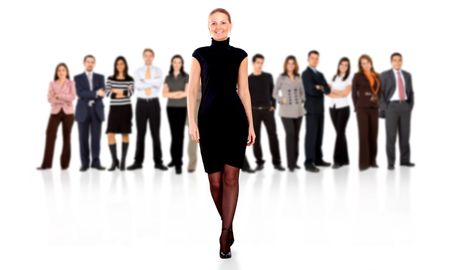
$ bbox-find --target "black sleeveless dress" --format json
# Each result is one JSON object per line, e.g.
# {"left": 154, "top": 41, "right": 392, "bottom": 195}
{"left": 192, "top": 37, "right": 249, "bottom": 173}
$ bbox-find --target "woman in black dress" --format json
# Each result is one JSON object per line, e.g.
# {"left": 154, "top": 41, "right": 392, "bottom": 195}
{"left": 187, "top": 8, "right": 256, "bottom": 259}
{"left": 105, "top": 56, "right": 134, "bottom": 171}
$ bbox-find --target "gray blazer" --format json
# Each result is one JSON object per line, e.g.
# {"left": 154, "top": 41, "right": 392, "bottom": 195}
{"left": 380, "top": 69, "right": 414, "bottom": 117}
{"left": 273, "top": 74, "right": 305, "bottom": 118}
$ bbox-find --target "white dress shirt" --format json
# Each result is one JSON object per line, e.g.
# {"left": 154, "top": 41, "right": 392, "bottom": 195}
{"left": 328, "top": 74, "right": 352, "bottom": 109}
{"left": 134, "top": 65, "right": 163, "bottom": 99}
{"left": 391, "top": 69, "right": 408, "bottom": 101}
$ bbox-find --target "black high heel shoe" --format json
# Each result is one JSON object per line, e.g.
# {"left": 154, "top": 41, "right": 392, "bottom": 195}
{"left": 219, "top": 227, "right": 232, "bottom": 259}
{"left": 108, "top": 159, "right": 119, "bottom": 171}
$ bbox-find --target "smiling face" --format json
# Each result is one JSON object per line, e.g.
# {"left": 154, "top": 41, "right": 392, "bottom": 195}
{"left": 116, "top": 59, "right": 125, "bottom": 74}
{"left": 84, "top": 57, "right": 95, "bottom": 72}
{"left": 308, "top": 53, "right": 319, "bottom": 68}
{"left": 361, "top": 58, "right": 372, "bottom": 72}
{"left": 286, "top": 59, "right": 296, "bottom": 74}
{"left": 339, "top": 60, "right": 349, "bottom": 75}
{"left": 208, "top": 11, "right": 232, "bottom": 41}
{"left": 172, "top": 57, "right": 182, "bottom": 73}
{"left": 391, "top": 55, "right": 403, "bottom": 70}
{"left": 253, "top": 58, "right": 264, "bottom": 73}
{"left": 57, "top": 65, "right": 68, "bottom": 80}
{"left": 143, "top": 51, "right": 154, "bottom": 66}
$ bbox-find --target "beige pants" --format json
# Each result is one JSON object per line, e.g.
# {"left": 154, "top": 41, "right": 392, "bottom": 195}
{"left": 187, "top": 100, "right": 200, "bottom": 171}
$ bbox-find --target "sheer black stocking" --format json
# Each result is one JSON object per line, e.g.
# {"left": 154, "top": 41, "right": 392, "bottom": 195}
{"left": 208, "top": 164, "right": 240, "bottom": 254}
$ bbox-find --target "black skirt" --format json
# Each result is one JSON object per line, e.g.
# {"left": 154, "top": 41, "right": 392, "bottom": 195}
{"left": 106, "top": 105, "right": 132, "bottom": 134}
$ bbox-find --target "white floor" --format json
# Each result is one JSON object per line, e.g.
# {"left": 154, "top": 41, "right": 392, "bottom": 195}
{"left": 1, "top": 159, "right": 450, "bottom": 269}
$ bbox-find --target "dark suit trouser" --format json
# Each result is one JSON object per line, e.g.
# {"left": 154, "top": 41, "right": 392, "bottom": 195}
{"left": 134, "top": 98, "right": 163, "bottom": 165}
{"left": 41, "top": 110, "right": 74, "bottom": 169}
{"left": 304, "top": 113, "right": 324, "bottom": 166}
{"left": 356, "top": 108, "right": 378, "bottom": 169}
{"left": 253, "top": 109, "right": 282, "bottom": 166}
{"left": 78, "top": 107, "right": 102, "bottom": 167}
{"left": 385, "top": 102, "right": 411, "bottom": 166}
{"left": 282, "top": 117, "right": 302, "bottom": 169}
{"left": 329, "top": 106, "right": 350, "bottom": 165}
{"left": 167, "top": 106, "right": 187, "bottom": 167}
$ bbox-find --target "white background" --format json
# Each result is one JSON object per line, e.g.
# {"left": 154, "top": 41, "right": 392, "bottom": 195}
{"left": 1, "top": 0, "right": 450, "bottom": 269}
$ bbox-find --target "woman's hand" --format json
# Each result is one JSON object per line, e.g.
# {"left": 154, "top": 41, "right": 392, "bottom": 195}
{"left": 247, "top": 126, "right": 256, "bottom": 146}
{"left": 189, "top": 122, "right": 200, "bottom": 143}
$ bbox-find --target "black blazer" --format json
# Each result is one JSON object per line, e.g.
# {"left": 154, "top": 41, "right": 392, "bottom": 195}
{"left": 379, "top": 69, "right": 414, "bottom": 116}
{"left": 352, "top": 72, "right": 381, "bottom": 110}
{"left": 302, "top": 67, "right": 330, "bottom": 114}
{"left": 74, "top": 72, "right": 105, "bottom": 122}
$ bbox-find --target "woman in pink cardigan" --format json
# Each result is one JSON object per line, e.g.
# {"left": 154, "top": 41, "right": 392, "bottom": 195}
{"left": 37, "top": 63, "right": 76, "bottom": 170}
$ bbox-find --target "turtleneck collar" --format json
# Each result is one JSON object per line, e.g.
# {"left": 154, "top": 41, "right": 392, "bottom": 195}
{"left": 211, "top": 37, "right": 230, "bottom": 48}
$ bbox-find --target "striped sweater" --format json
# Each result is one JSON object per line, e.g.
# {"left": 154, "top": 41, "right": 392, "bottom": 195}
{"left": 105, "top": 77, "right": 134, "bottom": 106}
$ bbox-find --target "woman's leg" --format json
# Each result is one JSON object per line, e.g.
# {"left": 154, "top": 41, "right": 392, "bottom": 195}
{"left": 120, "top": 134, "right": 129, "bottom": 171}
{"left": 167, "top": 107, "right": 176, "bottom": 165}
{"left": 40, "top": 113, "right": 61, "bottom": 169}
{"left": 219, "top": 164, "right": 240, "bottom": 253}
{"left": 61, "top": 113, "right": 74, "bottom": 169}
{"left": 357, "top": 110, "right": 370, "bottom": 170}
{"left": 281, "top": 117, "right": 295, "bottom": 170}
{"left": 107, "top": 133, "right": 119, "bottom": 171}
{"left": 208, "top": 171, "right": 223, "bottom": 218}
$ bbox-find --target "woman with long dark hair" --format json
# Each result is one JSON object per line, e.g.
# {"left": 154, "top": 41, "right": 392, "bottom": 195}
{"left": 327, "top": 57, "right": 352, "bottom": 169}
{"left": 352, "top": 54, "right": 381, "bottom": 171}
{"left": 273, "top": 55, "right": 305, "bottom": 172}
{"left": 105, "top": 56, "right": 134, "bottom": 171}
{"left": 37, "top": 63, "right": 75, "bottom": 170}
{"left": 187, "top": 8, "right": 256, "bottom": 259}
{"left": 163, "top": 55, "right": 189, "bottom": 174}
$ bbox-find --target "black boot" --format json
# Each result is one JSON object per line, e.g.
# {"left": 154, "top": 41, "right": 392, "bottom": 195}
{"left": 120, "top": 142, "right": 129, "bottom": 171}
{"left": 108, "top": 144, "right": 119, "bottom": 171}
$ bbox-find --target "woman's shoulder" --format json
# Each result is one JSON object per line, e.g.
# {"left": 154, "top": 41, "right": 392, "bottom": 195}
{"left": 231, "top": 46, "right": 248, "bottom": 59}
{"left": 192, "top": 46, "right": 208, "bottom": 56}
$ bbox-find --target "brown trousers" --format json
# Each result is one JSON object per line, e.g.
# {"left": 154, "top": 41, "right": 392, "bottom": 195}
{"left": 356, "top": 108, "right": 378, "bottom": 170}
{"left": 40, "top": 110, "right": 74, "bottom": 169}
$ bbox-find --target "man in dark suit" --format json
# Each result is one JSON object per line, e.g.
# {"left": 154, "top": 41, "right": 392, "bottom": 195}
{"left": 302, "top": 50, "right": 331, "bottom": 172}
{"left": 380, "top": 52, "right": 415, "bottom": 170}
{"left": 74, "top": 55, "right": 106, "bottom": 171}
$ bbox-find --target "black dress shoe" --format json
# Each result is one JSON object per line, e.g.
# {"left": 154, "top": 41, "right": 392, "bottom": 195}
{"left": 80, "top": 166, "right": 89, "bottom": 172}
{"left": 315, "top": 160, "right": 331, "bottom": 167}
{"left": 332, "top": 163, "right": 342, "bottom": 169}
{"left": 175, "top": 166, "right": 182, "bottom": 174}
{"left": 127, "top": 163, "right": 142, "bottom": 170}
{"left": 155, "top": 163, "right": 168, "bottom": 170}
{"left": 187, "top": 168, "right": 195, "bottom": 173}
{"left": 305, "top": 164, "right": 320, "bottom": 173}
{"left": 92, "top": 165, "right": 105, "bottom": 170}
{"left": 400, "top": 162, "right": 415, "bottom": 167}
{"left": 359, "top": 166, "right": 369, "bottom": 171}
{"left": 274, "top": 164, "right": 286, "bottom": 171}
{"left": 167, "top": 161, "right": 175, "bottom": 167}
{"left": 255, "top": 164, "right": 264, "bottom": 171}
{"left": 37, "top": 166, "right": 51, "bottom": 170}
{"left": 388, "top": 165, "right": 395, "bottom": 170}
{"left": 370, "top": 164, "right": 379, "bottom": 168}
{"left": 242, "top": 166, "right": 255, "bottom": 173}
{"left": 295, "top": 164, "right": 301, "bottom": 169}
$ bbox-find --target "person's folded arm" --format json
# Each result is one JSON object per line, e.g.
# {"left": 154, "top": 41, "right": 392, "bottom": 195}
{"left": 302, "top": 72, "right": 321, "bottom": 97}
